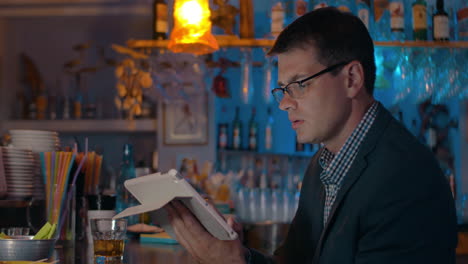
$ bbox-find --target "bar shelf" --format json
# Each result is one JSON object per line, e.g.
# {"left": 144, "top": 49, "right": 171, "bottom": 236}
{"left": 127, "top": 38, "right": 468, "bottom": 49}
{"left": 2, "top": 119, "right": 157, "bottom": 133}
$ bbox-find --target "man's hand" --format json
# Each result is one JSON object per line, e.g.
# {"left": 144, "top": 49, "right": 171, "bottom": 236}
{"left": 164, "top": 200, "right": 247, "bottom": 264}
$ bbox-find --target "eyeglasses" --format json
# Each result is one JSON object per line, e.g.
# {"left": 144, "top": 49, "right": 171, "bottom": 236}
{"left": 271, "top": 61, "right": 350, "bottom": 103}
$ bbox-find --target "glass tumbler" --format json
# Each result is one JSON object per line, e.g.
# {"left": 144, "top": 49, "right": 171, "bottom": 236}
{"left": 90, "top": 218, "right": 127, "bottom": 264}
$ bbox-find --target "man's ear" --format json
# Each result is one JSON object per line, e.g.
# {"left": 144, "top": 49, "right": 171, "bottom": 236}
{"left": 345, "top": 61, "right": 365, "bottom": 99}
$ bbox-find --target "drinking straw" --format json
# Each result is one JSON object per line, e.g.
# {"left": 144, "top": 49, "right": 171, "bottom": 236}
{"left": 87, "top": 152, "right": 96, "bottom": 194}
{"left": 56, "top": 138, "right": 88, "bottom": 239}
{"left": 57, "top": 152, "right": 75, "bottom": 225}
{"left": 54, "top": 152, "right": 68, "bottom": 224}
{"left": 47, "top": 152, "right": 56, "bottom": 222}
{"left": 92, "top": 155, "right": 103, "bottom": 195}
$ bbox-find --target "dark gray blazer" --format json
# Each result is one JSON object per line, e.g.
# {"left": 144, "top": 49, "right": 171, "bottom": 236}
{"left": 251, "top": 104, "right": 458, "bottom": 264}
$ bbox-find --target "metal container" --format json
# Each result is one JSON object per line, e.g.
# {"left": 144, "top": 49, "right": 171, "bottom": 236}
{"left": 0, "top": 235, "right": 55, "bottom": 261}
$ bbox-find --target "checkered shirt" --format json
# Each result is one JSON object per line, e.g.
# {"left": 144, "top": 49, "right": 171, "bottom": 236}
{"left": 320, "top": 101, "right": 379, "bottom": 226}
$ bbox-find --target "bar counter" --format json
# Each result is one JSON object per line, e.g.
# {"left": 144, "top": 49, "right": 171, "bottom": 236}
{"left": 51, "top": 237, "right": 468, "bottom": 264}
{"left": 56, "top": 238, "right": 196, "bottom": 264}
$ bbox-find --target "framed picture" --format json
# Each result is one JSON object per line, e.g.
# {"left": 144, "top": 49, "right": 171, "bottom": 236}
{"left": 163, "top": 93, "right": 208, "bottom": 145}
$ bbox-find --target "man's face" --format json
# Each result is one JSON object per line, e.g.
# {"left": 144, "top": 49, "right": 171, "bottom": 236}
{"left": 277, "top": 47, "right": 352, "bottom": 145}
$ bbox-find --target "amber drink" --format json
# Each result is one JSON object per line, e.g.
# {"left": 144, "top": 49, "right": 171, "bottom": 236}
{"left": 90, "top": 218, "right": 127, "bottom": 264}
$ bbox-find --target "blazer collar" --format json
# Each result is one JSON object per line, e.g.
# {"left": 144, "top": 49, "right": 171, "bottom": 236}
{"left": 312, "top": 102, "right": 393, "bottom": 263}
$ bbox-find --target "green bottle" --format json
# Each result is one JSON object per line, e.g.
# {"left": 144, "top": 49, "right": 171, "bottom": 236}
{"left": 412, "top": 0, "right": 428, "bottom": 40}
{"left": 232, "top": 107, "right": 242, "bottom": 150}
{"left": 248, "top": 107, "right": 258, "bottom": 151}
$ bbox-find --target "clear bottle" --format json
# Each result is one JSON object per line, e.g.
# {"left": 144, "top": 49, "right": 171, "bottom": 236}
{"left": 413, "top": 0, "right": 428, "bottom": 40}
{"left": 115, "top": 144, "right": 138, "bottom": 225}
{"left": 248, "top": 107, "right": 258, "bottom": 151}
{"left": 389, "top": 0, "right": 406, "bottom": 40}
{"left": 265, "top": 107, "right": 274, "bottom": 152}
{"left": 152, "top": 0, "right": 168, "bottom": 40}
{"left": 218, "top": 123, "right": 228, "bottom": 150}
{"left": 356, "top": 0, "right": 371, "bottom": 32}
{"left": 218, "top": 107, "right": 229, "bottom": 150}
{"left": 232, "top": 107, "right": 243, "bottom": 150}
{"left": 270, "top": 1, "right": 285, "bottom": 38}
{"left": 433, "top": 0, "right": 450, "bottom": 41}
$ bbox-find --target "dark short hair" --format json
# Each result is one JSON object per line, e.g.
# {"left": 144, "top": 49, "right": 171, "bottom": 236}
{"left": 268, "top": 7, "right": 376, "bottom": 95}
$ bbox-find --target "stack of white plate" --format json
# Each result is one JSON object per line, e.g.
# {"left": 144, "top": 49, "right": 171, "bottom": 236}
{"left": 9, "top": 130, "right": 60, "bottom": 153}
{"left": 1, "top": 147, "right": 36, "bottom": 198}
{"left": 32, "top": 153, "right": 45, "bottom": 199}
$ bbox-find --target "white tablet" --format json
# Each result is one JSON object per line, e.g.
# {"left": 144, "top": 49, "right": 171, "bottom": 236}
{"left": 113, "top": 169, "right": 238, "bottom": 241}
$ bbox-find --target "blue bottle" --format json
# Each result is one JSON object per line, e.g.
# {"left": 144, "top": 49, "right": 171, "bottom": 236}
{"left": 115, "top": 144, "right": 139, "bottom": 225}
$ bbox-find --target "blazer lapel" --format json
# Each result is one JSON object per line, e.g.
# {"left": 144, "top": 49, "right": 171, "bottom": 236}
{"left": 311, "top": 104, "right": 393, "bottom": 263}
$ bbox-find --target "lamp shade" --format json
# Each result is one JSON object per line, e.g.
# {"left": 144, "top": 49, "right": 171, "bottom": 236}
{"left": 168, "top": 0, "right": 219, "bottom": 55}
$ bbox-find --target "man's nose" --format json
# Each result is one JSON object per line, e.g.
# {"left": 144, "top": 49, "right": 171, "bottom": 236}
{"left": 279, "top": 94, "right": 297, "bottom": 111}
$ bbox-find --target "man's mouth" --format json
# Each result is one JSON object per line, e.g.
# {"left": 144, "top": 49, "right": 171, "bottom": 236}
{"left": 292, "top": 120, "right": 304, "bottom": 129}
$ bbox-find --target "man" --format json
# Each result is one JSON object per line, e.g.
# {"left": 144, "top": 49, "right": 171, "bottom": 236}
{"left": 164, "top": 7, "right": 458, "bottom": 264}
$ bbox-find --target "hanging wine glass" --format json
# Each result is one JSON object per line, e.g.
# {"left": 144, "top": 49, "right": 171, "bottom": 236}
{"left": 239, "top": 48, "right": 254, "bottom": 104}
{"left": 262, "top": 48, "right": 275, "bottom": 104}
{"left": 411, "top": 48, "right": 435, "bottom": 104}
{"left": 392, "top": 47, "right": 413, "bottom": 105}
{"left": 433, "top": 49, "right": 461, "bottom": 104}
{"left": 149, "top": 49, "right": 183, "bottom": 103}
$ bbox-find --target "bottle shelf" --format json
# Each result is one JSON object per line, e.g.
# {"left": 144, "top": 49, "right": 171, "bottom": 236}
{"left": 374, "top": 41, "right": 468, "bottom": 48}
{"left": 2, "top": 119, "right": 157, "bottom": 133}
{"left": 127, "top": 38, "right": 468, "bottom": 50}
{"left": 0, "top": 1, "right": 151, "bottom": 17}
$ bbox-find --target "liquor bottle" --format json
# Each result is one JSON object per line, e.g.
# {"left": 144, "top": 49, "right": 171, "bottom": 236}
{"left": 270, "top": 1, "right": 285, "bottom": 38}
{"left": 389, "top": 0, "right": 406, "bottom": 40}
{"left": 248, "top": 107, "right": 258, "bottom": 151}
{"left": 295, "top": 0, "right": 308, "bottom": 18}
{"left": 218, "top": 123, "right": 228, "bottom": 150}
{"left": 309, "top": 0, "right": 327, "bottom": 10}
{"left": 374, "top": 0, "right": 391, "bottom": 40}
{"left": 433, "top": 0, "right": 450, "bottom": 41}
{"left": 413, "top": 0, "right": 428, "bottom": 40}
{"left": 232, "top": 107, "right": 243, "bottom": 150}
{"left": 332, "top": 0, "right": 355, "bottom": 14}
{"left": 36, "top": 91, "right": 48, "bottom": 120}
{"left": 265, "top": 107, "right": 274, "bottom": 152}
{"left": 73, "top": 91, "right": 82, "bottom": 119}
{"left": 357, "top": 0, "right": 371, "bottom": 30}
{"left": 115, "top": 144, "right": 138, "bottom": 225}
{"left": 152, "top": 0, "right": 168, "bottom": 40}
{"left": 456, "top": 0, "right": 468, "bottom": 40}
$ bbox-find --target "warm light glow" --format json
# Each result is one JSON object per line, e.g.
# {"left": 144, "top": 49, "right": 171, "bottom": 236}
{"left": 179, "top": 1, "right": 203, "bottom": 25}
{"left": 168, "top": 0, "right": 219, "bottom": 55}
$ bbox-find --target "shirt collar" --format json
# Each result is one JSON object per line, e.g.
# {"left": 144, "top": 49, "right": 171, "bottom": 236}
{"left": 319, "top": 101, "right": 380, "bottom": 181}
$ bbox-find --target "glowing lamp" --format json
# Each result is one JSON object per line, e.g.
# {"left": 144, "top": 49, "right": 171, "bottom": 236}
{"left": 168, "top": 0, "right": 219, "bottom": 55}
